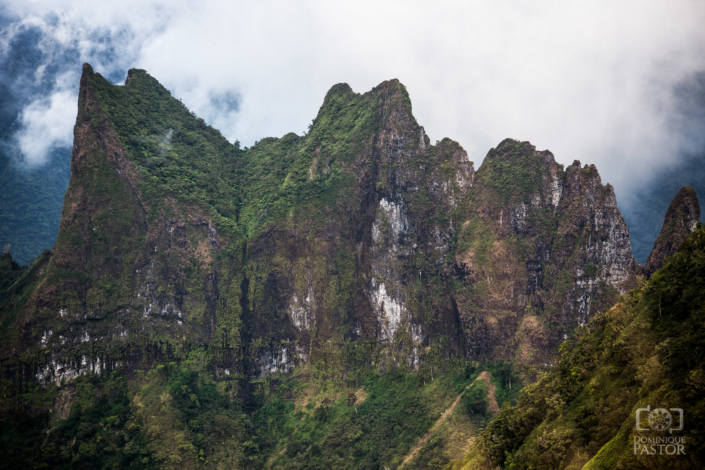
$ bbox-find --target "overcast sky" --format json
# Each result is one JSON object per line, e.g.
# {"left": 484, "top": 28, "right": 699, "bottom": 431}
{"left": 1, "top": 0, "right": 704, "bottom": 196}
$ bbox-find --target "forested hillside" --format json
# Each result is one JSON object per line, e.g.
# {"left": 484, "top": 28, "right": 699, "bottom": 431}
{"left": 451, "top": 224, "right": 705, "bottom": 469}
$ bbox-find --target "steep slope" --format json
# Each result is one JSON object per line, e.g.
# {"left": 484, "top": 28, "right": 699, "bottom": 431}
{"left": 0, "top": 64, "right": 478, "bottom": 385}
{"left": 0, "top": 64, "right": 675, "bottom": 470}
{"left": 643, "top": 186, "right": 700, "bottom": 278}
{"left": 453, "top": 144, "right": 637, "bottom": 366}
{"left": 451, "top": 224, "right": 705, "bottom": 470}
{"left": 0, "top": 64, "right": 643, "bottom": 387}
{"left": 3, "top": 64, "right": 244, "bottom": 385}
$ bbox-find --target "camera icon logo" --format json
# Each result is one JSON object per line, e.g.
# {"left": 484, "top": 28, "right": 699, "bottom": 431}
{"left": 636, "top": 405, "right": 683, "bottom": 433}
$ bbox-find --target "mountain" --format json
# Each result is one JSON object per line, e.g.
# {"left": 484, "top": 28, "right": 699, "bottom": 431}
{"left": 0, "top": 64, "right": 698, "bottom": 469}
{"left": 1, "top": 64, "right": 641, "bottom": 378}
{"left": 451, "top": 223, "right": 705, "bottom": 470}
{"left": 621, "top": 151, "right": 705, "bottom": 264}
{"left": 452, "top": 146, "right": 637, "bottom": 366}
{"left": 643, "top": 186, "right": 700, "bottom": 278}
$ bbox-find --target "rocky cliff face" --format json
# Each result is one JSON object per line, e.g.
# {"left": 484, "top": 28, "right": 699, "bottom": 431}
{"left": 643, "top": 186, "right": 700, "bottom": 278}
{"left": 451, "top": 143, "right": 638, "bottom": 365}
{"left": 0, "top": 64, "right": 643, "bottom": 385}
{"left": 454, "top": 224, "right": 705, "bottom": 470}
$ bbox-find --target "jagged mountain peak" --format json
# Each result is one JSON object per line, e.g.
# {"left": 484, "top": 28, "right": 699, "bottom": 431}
{"left": 321, "top": 78, "right": 408, "bottom": 102}
{"left": 643, "top": 185, "right": 701, "bottom": 277}
{"left": 666, "top": 185, "right": 700, "bottom": 229}
{"left": 311, "top": 77, "right": 416, "bottom": 141}
{"left": 365, "top": 78, "right": 409, "bottom": 101}
{"left": 484, "top": 138, "right": 552, "bottom": 160}
{"left": 0, "top": 65, "right": 642, "bottom": 384}
{"left": 476, "top": 139, "right": 615, "bottom": 216}
{"left": 475, "top": 139, "right": 563, "bottom": 208}
{"left": 124, "top": 67, "right": 152, "bottom": 85}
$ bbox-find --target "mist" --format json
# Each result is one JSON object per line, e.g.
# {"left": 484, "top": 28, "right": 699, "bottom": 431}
{"left": 1, "top": 0, "right": 704, "bottom": 195}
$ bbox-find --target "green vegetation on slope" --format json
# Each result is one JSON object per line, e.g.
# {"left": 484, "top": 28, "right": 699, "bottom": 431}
{"left": 89, "top": 69, "right": 383, "bottom": 240}
{"left": 0, "top": 250, "right": 51, "bottom": 349}
{"left": 0, "top": 357, "right": 522, "bottom": 470}
{"left": 451, "top": 223, "right": 705, "bottom": 469}
{"left": 89, "top": 68, "right": 245, "bottom": 229}
{"left": 477, "top": 140, "right": 553, "bottom": 206}
{"left": 5, "top": 64, "right": 694, "bottom": 470}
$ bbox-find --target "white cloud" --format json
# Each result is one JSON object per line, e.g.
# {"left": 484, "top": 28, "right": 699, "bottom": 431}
{"left": 15, "top": 88, "right": 76, "bottom": 166}
{"left": 3, "top": 0, "right": 705, "bottom": 193}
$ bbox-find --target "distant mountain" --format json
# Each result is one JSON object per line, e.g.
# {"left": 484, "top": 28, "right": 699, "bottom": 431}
{"left": 643, "top": 185, "right": 700, "bottom": 277}
{"left": 621, "top": 152, "right": 705, "bottom": 264}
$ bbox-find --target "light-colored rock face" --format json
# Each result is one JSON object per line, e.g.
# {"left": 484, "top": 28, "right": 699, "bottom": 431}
{"left": 553, "top": 167, "right": 636, "bottom": 330}
{"left": 365, "top": 115, "right": 474, "bottom": 349}
{"left": 368, "top": 172, "right": 414, "bottom": 343}
{"left": 288, "top": 290, "right": 313, "bottom": 331}
{"left": 368, "top": 192, "right": 417, "bottom": 343}
{"left": 370, "top": 278, "right": 406, "bottom": 342}
{"left": 35, "top": 355, "right": 126, "bottom": 386}
{"left": 550, "top": 172, "right": 563, "bottom": 208}
{"left": 454, "top": 150, "right": 474, "bottom": 191}
{"left": 257, "top": 345, "right": 301, "bottom": 378}
{"left": 373, "top": 198, "right": 409, "bottom": 253}
{"left": 559, "top": 165, "right": 635, "bottom": 293}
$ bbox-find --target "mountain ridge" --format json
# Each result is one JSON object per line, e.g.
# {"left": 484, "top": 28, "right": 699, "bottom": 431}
{"left": 0, "top": 63, "right": 668, "bottom": 377}
{"left": 0, "top": 63, "right": 701, "bottom": 469}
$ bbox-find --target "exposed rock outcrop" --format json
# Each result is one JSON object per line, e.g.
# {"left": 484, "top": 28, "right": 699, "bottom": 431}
{"left": 452, "top": 141, "right": 638, "bottom": 364}
{"left": 456, "top": 224, "right": 705, "bottom": 470}
{"left": 643, "top": 186, "right": 700, "bottom": 278}
{"left": 0, "top": 65, "right": 645, "bottom": 385}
